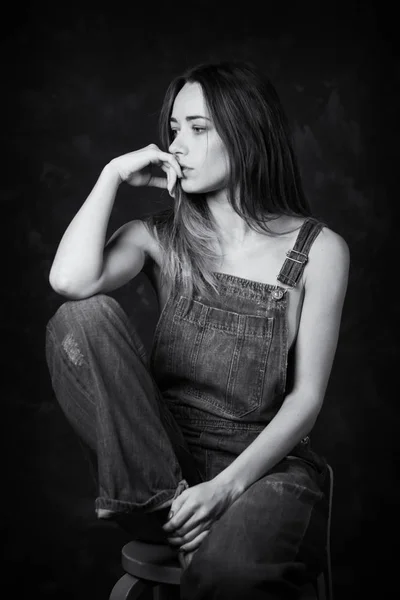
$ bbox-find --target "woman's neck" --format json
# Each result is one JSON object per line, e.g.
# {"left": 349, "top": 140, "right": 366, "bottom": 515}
{"left": 206, "top": 193, "right": 290, "bottom": 247}
{"left": 206, "top": 193, "right": 255, "bottom": 246}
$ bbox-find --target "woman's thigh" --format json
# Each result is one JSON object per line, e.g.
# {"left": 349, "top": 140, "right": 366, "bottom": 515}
{"left": 181, "top": 457, "right": 328, "bottom": 599}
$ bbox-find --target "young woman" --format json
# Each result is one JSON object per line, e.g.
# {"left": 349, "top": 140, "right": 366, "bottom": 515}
{"left": 46, "top": 60, "right": 349, "bottom": 599}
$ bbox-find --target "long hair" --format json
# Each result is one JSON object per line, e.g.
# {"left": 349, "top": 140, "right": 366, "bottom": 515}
{"left": 143, "top": 60, "right": 313, "bottom": 304}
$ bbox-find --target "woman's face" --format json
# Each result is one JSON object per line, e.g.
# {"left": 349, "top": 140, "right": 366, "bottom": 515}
{"left": 168, "top": 82, "right": 230, "bottom": 195}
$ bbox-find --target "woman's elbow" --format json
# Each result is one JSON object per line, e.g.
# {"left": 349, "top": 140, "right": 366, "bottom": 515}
{"left": 48, "top": 271, "right": 96, "bottom": 300}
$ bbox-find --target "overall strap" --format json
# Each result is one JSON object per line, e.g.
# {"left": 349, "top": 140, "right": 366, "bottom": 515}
{"left": 277, "top": 218, "right": 325, "bottom": 288}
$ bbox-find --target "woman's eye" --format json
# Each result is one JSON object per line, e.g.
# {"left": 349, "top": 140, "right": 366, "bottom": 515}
{"left": 170, "top": 127, "right": 205, "bottom": 138}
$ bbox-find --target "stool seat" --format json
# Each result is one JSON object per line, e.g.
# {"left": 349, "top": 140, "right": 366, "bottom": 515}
{"left": 122, "top": 540, "right": 182, "bottom": 585}
{"left": 115, "top": 540, "right": 322, "bottom": 600}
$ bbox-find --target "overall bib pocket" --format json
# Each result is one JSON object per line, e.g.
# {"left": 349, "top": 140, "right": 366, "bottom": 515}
{"left": 166, "top": 296, "right": 274, "bottom": 418}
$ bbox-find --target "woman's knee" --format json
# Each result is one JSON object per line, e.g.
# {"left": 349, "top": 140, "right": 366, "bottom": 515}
{"left": 45, "top": 294, "right": 124, "bottom": 361}
{"left": 47, "top": 294, "right": 119, "bottom": 332}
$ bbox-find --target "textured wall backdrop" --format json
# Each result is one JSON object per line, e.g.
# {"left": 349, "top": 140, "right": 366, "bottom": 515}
{"left": 3, "top": 3, "right": 396, "bottom": 599}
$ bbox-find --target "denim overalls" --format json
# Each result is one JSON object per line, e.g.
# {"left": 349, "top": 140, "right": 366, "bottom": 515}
{"left": 46, "top": 216, "right": 329, "bottom": 599}
{"left": 149, "top": 216, "right": 326, "bottom": 480}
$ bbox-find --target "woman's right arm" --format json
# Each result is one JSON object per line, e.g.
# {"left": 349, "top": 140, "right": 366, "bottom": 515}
{"left": 49, "top": 144, "right": 182, "bottom": 300}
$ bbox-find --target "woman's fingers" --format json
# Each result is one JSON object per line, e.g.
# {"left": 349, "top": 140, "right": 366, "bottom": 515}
{"left": 168, "top": 510, "right": 207, "bottom": 538}
{"left": 159, "top": 160, "right": 178, "bottom": 198}
{"left": 163, "top": 498, "right": 194, "bottom": 534}
{"left": 180, "top": 530, "right": 210, "bottom": 553}
{"left": 146, "top": 166, "right": 175, "bottom": 193}
{"left": 109, "top": 144, "right": 182, "bottom": 188}
{"left": 149, "top": 149, "right": 182, "bottom": 179}
{"left": 167, "top": 520, "right": 211, "bottom": 546}
{"left": 147, "top": 155, "right": 180, "bottom": 195}
{"left": 167, "top": 165, "right": 178, "bottom": 198}
{"left": 147, "top": 175, "right": 168, "bottom": 189}
{"left": 161, "top": 151, "right": 183, "bottom": 179}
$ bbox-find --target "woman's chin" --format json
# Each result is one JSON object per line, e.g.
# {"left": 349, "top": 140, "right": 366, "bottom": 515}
{"left": 180, "top": 181, "right": 202, "bottom": 194}
{"left": 181, "top": 180, "right": 217, "bottom": 196}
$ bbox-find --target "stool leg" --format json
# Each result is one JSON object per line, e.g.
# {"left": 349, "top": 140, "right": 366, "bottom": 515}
{"left": 109, "top": 572, "right": 154, "bottom": 600}
{"left": 153, "top": 584, "right": 180, "bottom": 600}
{"left": 316, "top": 573, "right": 327, "bottom": 600}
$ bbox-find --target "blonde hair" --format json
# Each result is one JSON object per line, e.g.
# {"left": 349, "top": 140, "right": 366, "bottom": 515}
{"left": 143, "top": 190, "right": 221, "bottom": 306}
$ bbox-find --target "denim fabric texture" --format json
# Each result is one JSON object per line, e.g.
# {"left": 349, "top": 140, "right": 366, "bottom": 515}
{"left": 46, "top": 217, "right": 330, "bottom": 598}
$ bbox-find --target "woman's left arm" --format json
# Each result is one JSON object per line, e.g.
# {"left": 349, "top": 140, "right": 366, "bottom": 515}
{"left": 214, "top": 227, "right": 350, "bottom": 492}
{"left": 164, "top": 228, "right": 350, "bottom": 551}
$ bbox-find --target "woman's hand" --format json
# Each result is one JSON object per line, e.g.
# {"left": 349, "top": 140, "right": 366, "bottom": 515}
{"left": 108, "top": 144, "right": 182, "bottom": 197}
{"left": 162, "top": 479, "right": 240, "bottom": 553}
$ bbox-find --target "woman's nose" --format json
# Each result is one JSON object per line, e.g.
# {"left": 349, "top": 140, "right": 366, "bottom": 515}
{"left": 168, "top": 139, "right": 178, "bottom": 154}
{"left": 169, "top": 133, "right": 186, "bottom": 155}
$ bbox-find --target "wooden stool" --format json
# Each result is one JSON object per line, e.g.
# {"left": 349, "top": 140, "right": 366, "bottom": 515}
{"left": 109, "top": 464, "right": 334, "bottom": 600}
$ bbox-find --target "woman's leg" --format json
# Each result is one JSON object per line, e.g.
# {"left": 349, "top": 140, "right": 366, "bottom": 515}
{"left": 45, "top": 294, "right": 201, "bottom": 539}
{"left": 181, "top": 457, "right": 328, "bottom": 600}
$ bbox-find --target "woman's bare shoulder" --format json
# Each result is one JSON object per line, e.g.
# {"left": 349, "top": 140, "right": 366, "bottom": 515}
{"left": 305, "top": 224, "right": 350, "bottom": 286}
{"left": 313, "top": 225, "right": 349, "bottom": 259}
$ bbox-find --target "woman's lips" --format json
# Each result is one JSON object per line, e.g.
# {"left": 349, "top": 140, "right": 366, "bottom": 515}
{"left": 181, "top": 167, "right": 193, "bottom": 176}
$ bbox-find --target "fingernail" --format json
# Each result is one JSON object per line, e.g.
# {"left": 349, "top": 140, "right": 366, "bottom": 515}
{"left": 168, "top": 511, "right": 174, "bottom": 519}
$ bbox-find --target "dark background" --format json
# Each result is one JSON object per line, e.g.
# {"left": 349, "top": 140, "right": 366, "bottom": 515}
{"left": 2, "top": 2, "right": 397, "bottom": 598}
